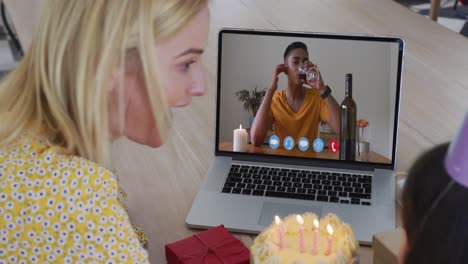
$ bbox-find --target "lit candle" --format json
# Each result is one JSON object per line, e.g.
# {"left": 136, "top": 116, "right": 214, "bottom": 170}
{"left": 312, "top": 219, "right": 319, "bottom": 255}
{"left": 233, "top": 124, "right": 247, "bottom": 152}
{"left": 296, "top": 215, "right": 305, "bottom": 253}
{"left": 275, "top": 215, "right": 285, "bottom": 249}
{"left": 326, "top": 224, "right": 334, "bottom": 255}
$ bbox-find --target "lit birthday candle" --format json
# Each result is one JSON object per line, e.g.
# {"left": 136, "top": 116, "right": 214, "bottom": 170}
{"left": 312, "top": 218, "right": 319, "bottom": 255}
{"left": 326, "top": 224, "right": 334, "bottom": 255}
{"left": 274, "top": 215, "right": 285, "bottom": 249}
{"left": 296, "top": 215, "right": 305, "bottom": 253}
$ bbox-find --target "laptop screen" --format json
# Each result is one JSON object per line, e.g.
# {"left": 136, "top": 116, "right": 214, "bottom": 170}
{"left": 216, "top": 29, "right": 404, "bottom": 168}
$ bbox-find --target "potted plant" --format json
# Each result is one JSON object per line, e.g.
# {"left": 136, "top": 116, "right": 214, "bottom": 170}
{"left": 234, "top": 86, "right": 267, "bottom": 126}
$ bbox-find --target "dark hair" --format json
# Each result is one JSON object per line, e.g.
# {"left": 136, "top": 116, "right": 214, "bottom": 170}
{"left": 283, "top": 41, "right": 308, "bottom": 62}
{"left": 402, "top": 143, "right": 468, "bottom": 264}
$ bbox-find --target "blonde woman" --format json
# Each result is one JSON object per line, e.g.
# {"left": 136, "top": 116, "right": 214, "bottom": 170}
{"left": 0, "top": 0, "right": 209, "bottom": 263}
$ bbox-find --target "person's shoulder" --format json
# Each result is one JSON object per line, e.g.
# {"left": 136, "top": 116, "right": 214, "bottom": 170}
{"left": 1, "top": 129, "right": 116, "bottom": 181}
{"left": 272, "top": 89, "right": 286, "bottom": 100}
{"left": 9, "top": 130, "right": 119, "bottom": 194}
{"left": 305, "top": 88, "right": 325, "bottom": 106}
{"left": 276, "top": 89, "right": 286, "bottom": 96}
{"left": 48, "top": 151, "right": 119, "bottom": 191}
{"left": 13, "top": 150, "right": 147, "bottom": 262}
{"left": 0, "top": 129, "right": 49, "bottom": 167}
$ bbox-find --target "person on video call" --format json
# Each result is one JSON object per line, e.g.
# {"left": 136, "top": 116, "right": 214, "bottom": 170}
{"left": 250, "top": 41, "right": 340, "bottom": 147}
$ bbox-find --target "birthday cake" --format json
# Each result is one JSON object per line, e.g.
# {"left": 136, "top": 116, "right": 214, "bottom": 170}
{"left": 251, "top": 213, "right": 359, "bottom": 264}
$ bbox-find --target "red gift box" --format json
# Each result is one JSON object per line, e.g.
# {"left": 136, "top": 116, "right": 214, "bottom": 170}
{"left": 165, "top": 225, "right": 250, "bottom": 264}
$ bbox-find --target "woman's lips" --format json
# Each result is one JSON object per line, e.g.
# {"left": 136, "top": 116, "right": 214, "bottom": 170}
{"left": 173, "top": 98, "right": 191, "bottom": 107}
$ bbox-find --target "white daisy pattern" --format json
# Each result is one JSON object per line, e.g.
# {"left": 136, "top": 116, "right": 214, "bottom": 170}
{"left": 0, "top": 129, "right": 149, "bottom": 263}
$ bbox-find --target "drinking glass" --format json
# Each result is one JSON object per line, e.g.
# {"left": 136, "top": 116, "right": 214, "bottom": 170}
{"left": 298, "top": 64, "right": 320, "bottom": 86}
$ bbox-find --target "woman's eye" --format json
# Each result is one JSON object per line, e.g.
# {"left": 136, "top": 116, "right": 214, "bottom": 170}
{"left": 181, "top": 60, "right": 196, "bottom": 72}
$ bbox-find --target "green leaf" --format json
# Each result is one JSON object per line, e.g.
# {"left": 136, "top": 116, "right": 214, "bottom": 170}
{"left": 234, "top": 86, "right": 268, "bottom": 116}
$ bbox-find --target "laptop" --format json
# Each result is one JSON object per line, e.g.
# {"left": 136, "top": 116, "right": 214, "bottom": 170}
{"left": 187, "top": 28, "right": 404, "bottom": 244}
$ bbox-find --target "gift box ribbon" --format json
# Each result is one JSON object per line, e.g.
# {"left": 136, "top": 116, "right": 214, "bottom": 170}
{"left": 177, "top": 233, "right": 247, "bottom": 263}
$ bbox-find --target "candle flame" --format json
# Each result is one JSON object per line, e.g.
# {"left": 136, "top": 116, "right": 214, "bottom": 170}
{"left": 313, "top": 219, "right": 319, "bottom": 229}
{"left": 239, "top": 124, "right": 242, "bottom": 129}
{"left": 327, "top": 224, "right": 334, "bottom": 236}
{"left": 296, "top": 215, "right": 304, "bottom": 225}
{"left": 275, "top": 215, "right": 281, "bottom": 225}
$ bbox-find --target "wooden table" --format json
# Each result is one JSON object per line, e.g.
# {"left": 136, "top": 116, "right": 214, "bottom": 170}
{"left": 5, "top": 0, "right": 468, "bottom": 263}
{"left": 219, "top": 142, "right": 392, "bottom": 164}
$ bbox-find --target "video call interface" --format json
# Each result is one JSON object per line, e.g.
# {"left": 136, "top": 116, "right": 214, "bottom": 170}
{"left": 217, "top": 32, "right": 402, "bottom": 165}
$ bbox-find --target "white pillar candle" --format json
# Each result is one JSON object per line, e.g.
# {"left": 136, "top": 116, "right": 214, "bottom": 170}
{"left": 233, "top": 124, "right": 247, "bottom": 152}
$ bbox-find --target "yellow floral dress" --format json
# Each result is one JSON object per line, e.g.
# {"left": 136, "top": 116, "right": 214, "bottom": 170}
{"left": 0, "top": 129, "right": 149, "bottom": 263}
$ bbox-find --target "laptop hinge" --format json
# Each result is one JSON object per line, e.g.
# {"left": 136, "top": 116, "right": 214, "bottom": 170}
{"left": 231, "top": 155, "right": 374, "bottom": 171}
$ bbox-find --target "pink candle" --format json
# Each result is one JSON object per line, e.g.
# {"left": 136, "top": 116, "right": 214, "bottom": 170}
{"left": 296, "top": 215, "right": 305, "bottom": 253}
{"left": 275, "top": 216, "right": 285, "bottom": 249}
{"left": 312, "top": 219, "right": 319, "bottom": 255}
{"left": 326, "top": 224, "right": 334, "bottom": 255}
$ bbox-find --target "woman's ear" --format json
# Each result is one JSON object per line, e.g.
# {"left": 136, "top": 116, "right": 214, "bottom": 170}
{"left": 109, "top": 49, "right": 141, "bottom": 93}
{"left": 108, "top": 68, "right": 121, "bottom": 92}
{"left": 108, "top": 60, "right": 135, "bottom": 140}
{"left": 108, "top": 66, "right": 125, "bottom": 140}
{"left": 398, "top": 229, "right": 408, "bottom": 264}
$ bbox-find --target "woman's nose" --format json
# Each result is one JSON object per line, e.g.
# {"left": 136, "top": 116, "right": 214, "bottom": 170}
{"left": 188, "top": 65, "right": 208, "bottom": 96}
{"left": 188, "top": 82, "right": 206, "bottom": 96}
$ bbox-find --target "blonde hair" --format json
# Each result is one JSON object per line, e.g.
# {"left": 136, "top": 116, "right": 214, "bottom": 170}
{"left": 0, "top": 0, "right": 207, "bottom": 167}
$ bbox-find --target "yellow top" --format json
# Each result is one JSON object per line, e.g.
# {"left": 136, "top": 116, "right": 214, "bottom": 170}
{"left": 271, "top": 88, "right": 329, "bottom": 143}
{"left": 0, "top": 128, "right": 149, "bottom": 263}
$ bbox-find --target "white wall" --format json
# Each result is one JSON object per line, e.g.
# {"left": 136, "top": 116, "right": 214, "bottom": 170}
{"left": 219, "top": 33, "right": 400, "bottom": 160}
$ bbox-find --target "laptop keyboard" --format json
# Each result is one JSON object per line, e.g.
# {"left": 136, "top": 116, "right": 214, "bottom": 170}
{"left": 222, "top": 164, "right": 372, "bottom": 206}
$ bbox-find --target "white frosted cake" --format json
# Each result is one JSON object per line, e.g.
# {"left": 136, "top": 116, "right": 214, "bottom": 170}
{"left": 251, "top": 213, "right": 359, "bottom": 264}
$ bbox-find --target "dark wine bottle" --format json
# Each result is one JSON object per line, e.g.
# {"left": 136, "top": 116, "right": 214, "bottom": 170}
{"left": 340, "top": 73, "right": 357, "bottom": 161}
